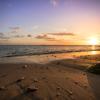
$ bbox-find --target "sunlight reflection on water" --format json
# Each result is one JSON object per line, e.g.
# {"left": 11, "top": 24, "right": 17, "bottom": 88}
{"left": 90, "top": 45, "right": 98, "bottom": 55}
{"left": 91, "top": 45, "right": 96, "bottom": 50}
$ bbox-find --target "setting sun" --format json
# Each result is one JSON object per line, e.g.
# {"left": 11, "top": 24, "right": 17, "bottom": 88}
{"left": 88, "top": 37, "right": 99, "bottom": 45}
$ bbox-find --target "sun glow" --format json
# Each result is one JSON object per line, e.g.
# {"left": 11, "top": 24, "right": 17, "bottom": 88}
{"left": 88, "top": 37, "right": 99, "bottom": 45}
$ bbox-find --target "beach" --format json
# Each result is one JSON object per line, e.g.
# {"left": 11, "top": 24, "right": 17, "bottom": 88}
{"left": 1, "top": 0, "right": 100, "bottom": 99}
{"left": 0, "top": 53, "right": 100, "bottom": 100}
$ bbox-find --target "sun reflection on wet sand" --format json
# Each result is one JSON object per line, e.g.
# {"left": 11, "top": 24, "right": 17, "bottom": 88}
{"left": 91, "top": 51, "right": 97, "bottom": 55}
{"left": 90, "top": 45, "right": 98, "bottom": 55}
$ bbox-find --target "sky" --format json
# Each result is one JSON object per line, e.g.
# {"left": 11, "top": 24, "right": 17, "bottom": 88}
{"left": 0, "top": 0, "right": 100, "bottom": 45}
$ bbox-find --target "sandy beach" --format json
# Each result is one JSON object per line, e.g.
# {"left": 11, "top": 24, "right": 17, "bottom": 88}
{"left": 0, "top": 54, "right": 100, "bottom": 100}
{"left": 1, "top": 0, "right": 100, "bottom": 99}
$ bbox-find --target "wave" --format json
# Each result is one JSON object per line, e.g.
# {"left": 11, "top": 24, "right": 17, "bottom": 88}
{"left": 2, "top": 49, "right": 100, "bottom": 58}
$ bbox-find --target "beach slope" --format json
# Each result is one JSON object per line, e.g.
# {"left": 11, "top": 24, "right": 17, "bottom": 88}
{"left": 0, "top": 58, "right": 100, "bottom": 100}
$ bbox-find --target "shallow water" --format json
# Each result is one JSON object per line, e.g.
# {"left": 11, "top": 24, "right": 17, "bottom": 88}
{"left": 0, "top": 45, "right": 100, "bottom": 58}
{"left": 0, "top": 50, "right": 100, "bottom": 64}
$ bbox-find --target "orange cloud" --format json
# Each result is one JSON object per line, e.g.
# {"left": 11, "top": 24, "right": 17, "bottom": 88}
{"left": 35, "top": 34, "right": 62, "bottom": 41}
{"left": 48, "top": 32, "right": 75, "bottom": 36}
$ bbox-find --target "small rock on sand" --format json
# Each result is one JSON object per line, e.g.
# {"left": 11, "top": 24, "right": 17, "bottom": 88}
{"left": 23, "top": 65, "right": 28, "bottom": 68}
{"left": 0, "top": 86, "right": 6, "bottom": 90}
{"left": 66, "top": 77, "right": 69, "bottom": 79}
{"left": 27, "top": 86, "right": 38, "bottom": 93}
{"left": 16, "top": 77, "right": 25, "bottom": 83}
{"left": 56, "top": 87, "right": 60, "bottom": 90}
{"left": 46, "top": 67, "right": 49, "bottom": 69}
{"left": 74, "top": 81, "right": 78, "bottom": 84}
{"left": 67, "top": 90, "right": 73, "bottom": 95}
{"left": 56, "top": 62, "right": 60, "bottom": 65}
{"left": 56, "top": 92, "right": 61, "bottom": 97}
{"left": 83, "top": 85, "right": 87, "bottom": 88}
{"left": 42, "top": 77, "right": 46, "bottom": 79}
{"left": 33, "top": 78, "right": 38, "bottom": 82}
{"left": 83, "top": 73, "right": 86, "bottom": 75}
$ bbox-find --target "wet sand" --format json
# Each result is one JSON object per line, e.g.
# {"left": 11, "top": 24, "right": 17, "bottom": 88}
{"left": 0, "top": 51, "right": 100, "bottom": 64}
{"left": 0, "top": 54, "right": 100, "bottom": 100}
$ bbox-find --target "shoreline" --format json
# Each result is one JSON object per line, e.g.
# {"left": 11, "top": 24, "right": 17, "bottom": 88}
{"left": 1, "top": 49, "right": 100, "bottom": 58}
{"left": 0, "top": 51, "right": 100, "bottom": 64}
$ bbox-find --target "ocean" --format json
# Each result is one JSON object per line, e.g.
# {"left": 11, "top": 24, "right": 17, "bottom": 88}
{"left": 0, "top": 45, "right": 100, "bottom": 58}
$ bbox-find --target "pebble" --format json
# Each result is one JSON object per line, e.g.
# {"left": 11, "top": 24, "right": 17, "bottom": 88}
{"left": 23, "top": 65, "right": 28, "bottom": 68}
{"left": 33, "top": 78, "right": 38, "bottom": 82}
{"left": 57, "top": 62, "right": 60, "bottom": 65}
{"left": 66, "top": 77, "right": 69, "bottom": 79}
{"left": 0, "top": 86, "right": 6, "bottom": 90}
{"left": 16, "top": 77, "right": 25, "bottom": 83}
{"left": 56, "top": 92, "right": 61, "bottom": 97}
{"left": 67, "top": 90, "right": 73, "bottom": 95}
{"left": 74, "top": 81, "right": 78, "bottom": 84}
{"left": 56, "top": 87, "right": 60, "bottom": 90}
{"left": 71, "top": 96, "right": 75, "bottom": 100}
{"left": 27, "top": 86, "right": 38, "bottom": 93}
{"left": 46, "top": 67, "right": 49, "bottom": 69}
{"left": 83, "top": 85, "right": 87, "bottom": 88}
{"left": 83, "top": 73, "right": 86, "bottom": 75}
{"left": 42, "top": 77, "right": 46, "bottom": 79}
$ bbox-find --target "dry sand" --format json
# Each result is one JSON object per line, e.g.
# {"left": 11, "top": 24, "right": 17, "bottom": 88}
{"left": 0, "top": 54, "right": 100, "bottom": 100}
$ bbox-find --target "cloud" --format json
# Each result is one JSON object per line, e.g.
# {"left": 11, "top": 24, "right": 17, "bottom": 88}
{"left": 0, "top": 32, "right": 10, "bottom": 39}
{"left": 35, "top": 34, "right": 59, "bottom": 41}
{"left": 27, "top": 34, "right": 32, "bottom": 37}
{"left": 35, "top": 32, "right": 75, "bottom": 41}
{"left": 0, "top": 31, "right": 25, "bottom": 39}
{"left": 13, "top": 34, "right": 32, "bottom": 38}
{"left": 9, "top": 26, "right": 33, "bottom": 37}
{"left": 9, "top": 26, "right": 21, "bottom": 34}
{"left": 33, "top": 25, "right": 39, "bottom": 30}
{"left": 10, "top": 30, "right": 18, "bottom": 34}
{"left": 9, "top": 27, "right": 20, "bottom": 30}
{"left": 13, "top": 35, "right": 25, "bottom": 38}
{"left": 48, "top": 32, "right": 75, "bottom": 36}
{"left": 0, "top": 32, "right": 5, "bottom": 39}
{"left": 50, "top": 0, "right": 58, "bottom": 7}
{"left": 0, "top": 32, "right": 4, "bottom": 36}
{"left": 9, "top": 26, "right": 30, "bottom": 38}
{"left": 36, "top": 34, "right": 52, "bottom": 39}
